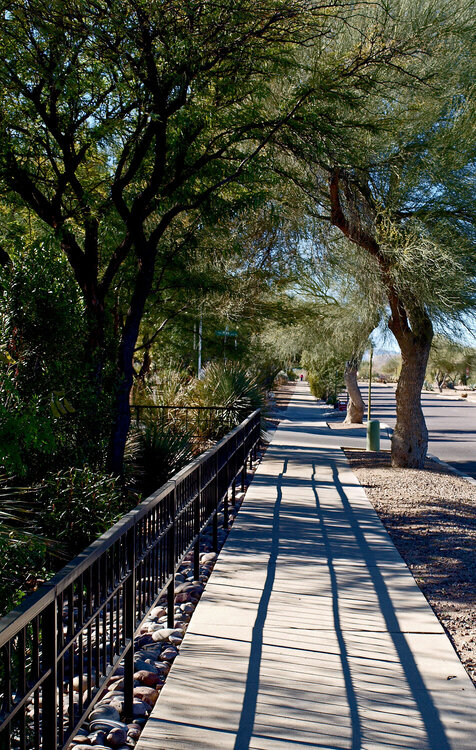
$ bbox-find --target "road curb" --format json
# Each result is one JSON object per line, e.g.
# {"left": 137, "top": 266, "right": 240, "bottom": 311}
{"left": 426, "top": 453, "right": 476, "bottom": 486}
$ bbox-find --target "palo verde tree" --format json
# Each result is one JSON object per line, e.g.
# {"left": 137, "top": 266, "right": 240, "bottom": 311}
{"left": 293, "top": 225, "right": 383, "bottom": 422}
{"left": 276, "top": 0, "right": 476, "bottom": 466}
{"left": 0, "top": 0, "right": 346, "bottom": 474}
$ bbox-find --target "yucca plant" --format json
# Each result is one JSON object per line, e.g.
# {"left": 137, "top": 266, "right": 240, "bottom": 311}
{"left": 0, "top": 474, "right": 51, "bottom": 615}
{"left": 128, "top": 424, "right": 195, "bottom": 498}
{"left": 191, "top": 362, "right": 265, "bottom": 438}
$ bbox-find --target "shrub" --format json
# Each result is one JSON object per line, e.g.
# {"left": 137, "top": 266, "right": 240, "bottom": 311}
{"left": 0, "top": 534, "right": 47, "bottom": 616}
{"left": 128, "top": 424, "right": 195, "bottom": 498}
{"left": 37, "top": 468, "right": 129, "bottom": 558}
{"left": 308, "top": 371, "right": 327, "bottom": 400}
{"left": 191, "top": 361, "right": 264, "bottom": 437}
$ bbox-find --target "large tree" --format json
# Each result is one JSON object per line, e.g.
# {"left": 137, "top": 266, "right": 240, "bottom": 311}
{"left": 276, "top": 0, "right": 476, "bottom": 466}
{"left": 0, "top": 0, "right": 337, "bottom": 473}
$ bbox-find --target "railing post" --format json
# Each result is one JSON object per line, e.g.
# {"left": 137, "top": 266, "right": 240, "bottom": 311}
{"left": 223, "top": 447, "right": 229, "bottom": 530}
{"left": 194, "top": 465, "right": 201, "bottom": 580}
{"left": 241, "top": 430, "right": 246, "bottom": 492}
{"left": 213, "top": 452, "right": 219, "bottom": 548}
{"left": 123, "top": 526, "right": 136, "bottom": 721}
{"left": 231, "top": 477, "right": 236, "bottom": 506}
{"left": 41, "top": 597, "right": 58, "bottom": 750}
{"left": 167, "top": 485, "right": 176, "bottom": 628}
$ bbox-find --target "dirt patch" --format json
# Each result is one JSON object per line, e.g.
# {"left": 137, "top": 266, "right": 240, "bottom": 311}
{"left": 344, "top": 449, "right": 476, "bottom": 686}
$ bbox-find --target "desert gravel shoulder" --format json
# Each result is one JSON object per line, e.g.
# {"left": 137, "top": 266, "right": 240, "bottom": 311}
{"left": 344, "top": 449, "right": 476, "bottom": 686}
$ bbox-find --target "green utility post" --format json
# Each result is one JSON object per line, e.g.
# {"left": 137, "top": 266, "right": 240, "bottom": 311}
{"left": 366, "top": 344, "right": 380, "bottom": 451}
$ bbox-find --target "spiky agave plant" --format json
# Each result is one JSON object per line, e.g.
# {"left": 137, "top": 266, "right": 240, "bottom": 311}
{"left": 129, "top": 424, "right": 195, "bottom": 498}
{"left": 192, "top": 362, "right": 264, "bottom": 438}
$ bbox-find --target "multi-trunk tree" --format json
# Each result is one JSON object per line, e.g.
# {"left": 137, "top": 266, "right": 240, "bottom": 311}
{"left": 0, "top": 0, "right": 339, "bottom": 473}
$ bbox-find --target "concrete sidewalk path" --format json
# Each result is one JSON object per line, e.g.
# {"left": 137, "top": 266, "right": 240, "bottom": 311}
{"left": 136, "top": 383, "right": 476, "bottom": 750}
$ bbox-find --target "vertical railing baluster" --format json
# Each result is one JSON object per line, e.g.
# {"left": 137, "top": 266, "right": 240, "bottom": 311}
{"left": 223, "top": 445, "right": 229, "bottom": 530}
{"left": 41, "top": 598, "right": 57, "bottom": 750}
{"left": 124, "top": 525, "right": 136, "bottom": 721}
{"left": 194, "top": 466, "right": 201, "bottom": 580}
{"left": 32, "top": 617, "right": 40, "bottom": 749}
{"left": 213, "top": 452, "right": 218, "bottom": 549}
{"left": 167, "top": 486, "right": 176, "bottom": 628}
{"left": 17, "top": 627, "right": 26, "bottom": 750}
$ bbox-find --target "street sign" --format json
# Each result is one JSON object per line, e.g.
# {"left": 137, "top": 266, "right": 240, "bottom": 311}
{"left": 215, "top": 330, "right": 238, "bottom": 337}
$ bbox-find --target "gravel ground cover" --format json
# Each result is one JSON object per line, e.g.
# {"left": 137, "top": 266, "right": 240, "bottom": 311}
{"left": 344, "top": 449, "right": 476, "bottom": 687}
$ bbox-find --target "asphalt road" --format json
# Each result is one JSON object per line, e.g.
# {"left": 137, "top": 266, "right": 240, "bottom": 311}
{"left": 356, "top": 383, "right": 476, "bottom": 478}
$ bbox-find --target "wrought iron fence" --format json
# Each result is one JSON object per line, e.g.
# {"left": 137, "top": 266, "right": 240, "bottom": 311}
{"left": 0, "top": 409, "right": 261, "bottom": 750}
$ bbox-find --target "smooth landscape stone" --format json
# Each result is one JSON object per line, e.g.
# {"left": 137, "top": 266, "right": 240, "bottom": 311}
{"left": 133, "top": 659, "right": 158, "bottom": 673}
{"left": 107, "top": 677, "right": 124, "bottom": 691}
{"left": 132, "top": 700, "right": 150, "bottom": 718}
{"left": 150, "top": 628, "right": 175, "bottom": 642}
{"left": 133, "top": 686, "right": 159, "bottom": 707}
{"left": 159, "top": 647, "right": 178, "bottom": 662}
{"left": 88, "top": 731, "right": 107, "bottom": 746}
{"left": 89, "top": 705, "right": 121, "bottom": 723}
{"left": 169, "top": 635, "right": 183, "bottom": 646}
{"left": 135, "top": 647, "right": 161, "bottom": 660}
{"left": 127, "top": 722, "right": 143, "bottom": 736}
{"left": 149, "top": 606, "right": 166, "bottom": 619}
{"left": 174, "top": 592, "right": 197, "bottom": 604}
{"left": 72, "top": 674, "right": 90, "bottom": 691}
{"left": 143, "top": 623, "right": 161, "bottom": 632}
{"left": 89, "top": 719, "right": 129, "bottom": 734}
{"left": 106, "top": 727, "right": 128, "bottom": 748}
{"left": 133, "top": 670, "right": 164, "bottom": 687}
{"left": 106, "top": 698, "right": 124, "bottom": 714}
{"left": 134, "top": 634, "right": 154, "bottom": 648}
{"left": 70, "top": 735, "right": 90, "bottom": 746}
{"left": 180, "top": 603, "right": 195, "bottom": 613}
{"left": 200, "top": 552, "right": 217, "bottom": 563}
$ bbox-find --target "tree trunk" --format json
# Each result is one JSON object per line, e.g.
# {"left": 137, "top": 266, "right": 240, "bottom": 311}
{"left": 391, "top": 321, "right": 433, "bottom": 468}
{"left": 344, "top": 359, "right": 365, "bottom": 423}
{"left": 107, "top": 255, "right": 155, "bottom": 477}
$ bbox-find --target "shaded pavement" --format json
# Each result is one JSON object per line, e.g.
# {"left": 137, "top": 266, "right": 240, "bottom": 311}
{"left": 136, "top": 383, "right": 476, "bottom": 750}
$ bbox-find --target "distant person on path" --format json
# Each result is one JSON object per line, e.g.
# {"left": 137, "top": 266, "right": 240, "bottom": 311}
{"left": 300, "top": 374, "right": 303, "bottom": 381}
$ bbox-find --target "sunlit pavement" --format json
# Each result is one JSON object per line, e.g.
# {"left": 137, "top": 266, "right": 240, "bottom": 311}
{"left": 136, "top": 383, "right": 476, "bottom": 750}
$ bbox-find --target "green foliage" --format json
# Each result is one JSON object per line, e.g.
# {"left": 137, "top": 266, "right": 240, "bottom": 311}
{"left": 128, "top": 425, "right": 195, "bottom": 499}
{"left": 0, "top": 241, "right": 116, "bottom": 477}
{"left": 37, "top": 468, "right": 129, "bottom": 558}
{"left": 426, "top": 335, "right": 476, "bottom": 389}
{"left": 380, "top": 356, "right": 402, "bottom": 381}
{"left": 191, "top": 361, "right": 264, "bottom": 436}
{"left": 308, "top": 372, "right": 327, "bottom": 401}
{"left": 0, "top": 534, "right": 47, "bottom": 616}
{"left": 0, "top": 367, "right": 56, "bottom": 477}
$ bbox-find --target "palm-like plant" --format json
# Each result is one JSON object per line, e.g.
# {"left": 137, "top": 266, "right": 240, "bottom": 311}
{"left": 128, "top": 425, "right": 195, "bottom": 498}
{"left": 192, "top": 362, "right": 264, "bottom": 437}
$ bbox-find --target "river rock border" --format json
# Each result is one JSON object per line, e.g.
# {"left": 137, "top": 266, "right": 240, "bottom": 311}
{"left": 68, "top": 456, "right": 261, "bottom": 749}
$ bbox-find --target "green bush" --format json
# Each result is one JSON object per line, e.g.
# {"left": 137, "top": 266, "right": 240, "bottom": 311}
{"left": 37, "top": 468, "right": 130, "bottom": 557}
{"left": 128, "top": 424, "right": 195, "bottom": 498}
{"left": 308, "top": 371, "right": 327, "bottom": 400}
{"left": 0, "top": 534, "right": 47, "bottom": 616}
{"left": 191, "top": 361, "right": 264, "bottom": 437}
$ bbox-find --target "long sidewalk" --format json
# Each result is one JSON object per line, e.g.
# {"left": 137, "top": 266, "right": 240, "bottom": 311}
{"left": 137, "top": 383, "right": 476, "bottom": 750}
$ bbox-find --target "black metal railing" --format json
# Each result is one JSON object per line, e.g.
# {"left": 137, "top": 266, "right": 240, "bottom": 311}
{"left": 131, "top": 404, "right": 235, "bottom": 437}
{"left": 0, "top": 409, "right": 261, "bottom": 750}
